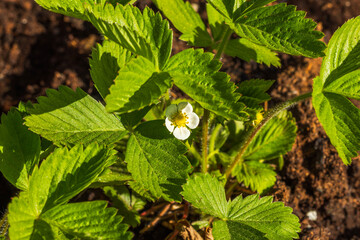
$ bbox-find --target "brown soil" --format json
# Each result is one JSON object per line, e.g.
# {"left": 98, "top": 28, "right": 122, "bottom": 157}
{"left": 1, "top": 0, "right": 360, "bottom": 239}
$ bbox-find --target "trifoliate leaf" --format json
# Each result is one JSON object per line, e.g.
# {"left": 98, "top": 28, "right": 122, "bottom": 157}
{"left": 8, "top": 144, "right": 121, "bottom": 239}
{"left": 126, "top": 120, "right": 192, "bottom": 202}
{"left": 105, "top": 56, "right": 172, "bottom": 114}
{"left": 232, "top": 161, "right": 276, "bottom": 194}
{"left": 165, "top": 48, "right": 248, "bottom": 121}
{"left": 237, "top": 79, "right": 275, "bottom": 110}
{"left": 242, "top": 111, "right": 297, "bottom": 160}
{"left": 229, "top": 3, "right": 326, "bottom": 58}
{"left": 103, "top": 185, "right": 146, "bottom": 227}
{"left": 90, "top": 40, "right": 132, "bottom": 99}
{"left": 153, "top": 0, "right": 212, "bottom": 46}
{"left": 24, "top": 86, "right": 127, "bottom": 146}
{"left": 313, "top": 16, "right": 360, "bottom": 165}
{"left": 225, "top": 39, "right": 280, "bottom": 67}
{"left": 0, "top": 109, "right": 40, "bottom": 191}
{"left": 87, "top": 4, "right": 173, "bottom": 69}
{"left": 182, "top": 174, "right": 300, "bottom": 240}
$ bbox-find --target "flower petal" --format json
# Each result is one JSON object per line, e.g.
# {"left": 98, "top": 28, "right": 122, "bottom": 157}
{"left": 173, "top": 127, "right": 191, "bottom": 140}
{"left": 165, "top": 104, "right": 178, "bottom": 118}
{"left": 178, "top": 102, "right": 193, "bottom": 115}
{"left": 165, "top": 118, "right": 175, "bottom": 132}
{"left": 186, "top": 112, "right": 200, "bottom": 129}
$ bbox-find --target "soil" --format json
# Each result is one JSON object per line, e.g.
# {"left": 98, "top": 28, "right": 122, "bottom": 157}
{"left": 1, "top": 0, "right": 360, "bottom": 239}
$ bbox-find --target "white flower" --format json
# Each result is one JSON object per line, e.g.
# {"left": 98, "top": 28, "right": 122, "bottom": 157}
{"left": 165, "top": 102, "right": 200, "bottom": 140}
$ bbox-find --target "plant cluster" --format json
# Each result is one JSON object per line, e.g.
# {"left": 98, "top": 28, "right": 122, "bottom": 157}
{"left": 0, "top": 0, "right": 360, "bottom": 239}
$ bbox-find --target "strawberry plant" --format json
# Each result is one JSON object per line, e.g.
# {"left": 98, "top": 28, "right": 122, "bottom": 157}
{"left": 0, "top": 0, "right": 359, "bottom": 239}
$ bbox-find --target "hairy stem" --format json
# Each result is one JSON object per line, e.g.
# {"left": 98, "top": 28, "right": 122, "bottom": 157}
{"left": 214, "top": 26, "right": 233, "bottom": 61}
{"left": 224, "top": 92, "right": 312, "bottom": 179}
{"left": 201, "top": 27, "right": 234, "bottom": 173}
{"left": 201, "top": 109, "right": 210, "bottom": 173}
{"left": 0, "top": 210, "right": 8, "bottom": 236}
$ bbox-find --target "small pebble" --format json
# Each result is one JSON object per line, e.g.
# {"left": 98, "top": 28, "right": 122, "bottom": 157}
{"left": 306, "top": 210, "right": 317, "bottom": 221}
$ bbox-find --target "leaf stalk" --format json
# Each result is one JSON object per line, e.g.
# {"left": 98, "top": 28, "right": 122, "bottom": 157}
{"left": 224, "top": 92, "right": 312, "bottom": 179}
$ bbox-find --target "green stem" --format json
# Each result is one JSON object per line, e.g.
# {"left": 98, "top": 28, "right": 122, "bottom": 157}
{"left": 185, "top": 142, "right": 202, "bottom": 164}
{"left": 201, "top": 109, "right": 210, "bottom": 173}
{"left": 224, "top": 92, "right": 312, "bottom": 179}
{"left": 201, "top": 27, "right": 233, "bottom": 173}
{"left": 208, "top": 124, "right": 222, "bottom": 163}
{"left": 0, "top": 211, "right": 8, "bottom": 236}
{"left": 214, "top": 26, "right": 233, "bottom": 61}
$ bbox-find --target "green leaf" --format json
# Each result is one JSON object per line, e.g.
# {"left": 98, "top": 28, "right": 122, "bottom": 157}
{"left": 233, "top": 0, "right": 276, "bottom": 19}
{"left": 120, "top": 105, "right": 152, "bottom": 128}
{"left": 153, "top": 0, "right": 212, "bottom": 46}
{"left": 31, "top": 144, "right": 115, "bottom": 214}
{"left": 0, "top": 109, "right": 40, "bottom": 191}
{"left": 87, "top": 4, "right": 173, "bottom": 69}
{"left": 90, "top": 40, "right": 132, "bottom": 99}
{"left": 232, "top": 161, "right": 276, "bottom": 194}
{"left": 90, "top": 163, "right": 133, "bottom": 188}
{"left": 25, "top": 86, "right": 127, "bottom": 146}
{"left": 126, "top": 120, "right": 192, "bottom": 202}
{"left": 225, "top": 39, "right": 280, "bottom": 67}
{"left": 41, "top": 201, "right": 132, "bottom": 239}
{"left": 103, "top": 185, "right": 146, "bottom": 227}
{"left": 105, "top": 56, "right": 172, "bottom": 114}
{"left": 243, "top": 111, "right": 297, "bottom": 160}
{"left": 207, "top": 3, "right": 228, "bottom": 42}
{"left": 182, "top": 174, "right": 300, "bottom": 240}
{"left": 181, "top": 173, "right": 228, "bottom": 218}
{"left": 206, "top": 0, "right": 243, "bottom": 20}
{"left": 34, "top": 0, "right": 99, "bottom": 21}
{"left": 229, "top": 3, "right": 326, "bottom": 58}
{"left": 313, "top": 16, "right": 360, "bottom": 164}
{"left": 237, "top": 79, "right": 275, "bottom": 110}
{"left": 165, "top": 48, "right": 248, "bottom": 121}
{"left": 8, "top": 144, "right": 120, "bottom": 239}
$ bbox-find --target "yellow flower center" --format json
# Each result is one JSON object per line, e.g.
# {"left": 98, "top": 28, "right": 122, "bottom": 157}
{"left": 172, "top": 112, "right": 189, "bottom": 127}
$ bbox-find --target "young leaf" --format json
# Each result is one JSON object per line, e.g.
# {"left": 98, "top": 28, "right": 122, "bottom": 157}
{"left": 0, "top": 109, "right": 40, "bottom": 191}
{"left": 87, "top": 4, "right": 173, "bottom": 69}
{"left": 182, "top": 174, "right": 300, "bottom": 240}
{"left": 103, "top": 185, "right": 146, "bottom": 227}
{"left": 313, "top": 16, "right": 360, "bottom": 165}
{"left": 25, "top": 86, "right": 127, "bottom": 146}
{"left": 126, "top": 120, "right": 192, "bottom": 202}
{"left": 105, "top": 56, "right": 172, "bottom": 114}
{"left": 165, "top": 48, "right": 248, "bottom": 121}
{"left": 225, "top": 39, "right": 281, "bottom": 67}
{"left": 153, "top": 0, "right": 212, "bottom": 46}
{"left": 237, "top": 79, "right": 275, "bottom": 110}
{"left": 90, "top": 40, "right": 132, "bottom": 99}
{"left": 233, "top": 0, "right": 276, "bottom": 19}
{"left": 242, "top": 111, "right": 297, "bottom": 160}
{"left": 229, "top": 3, "right": 326, "bottom": 58}
{"left": 232, "top": 160, "right": 276, "bottom": 194}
